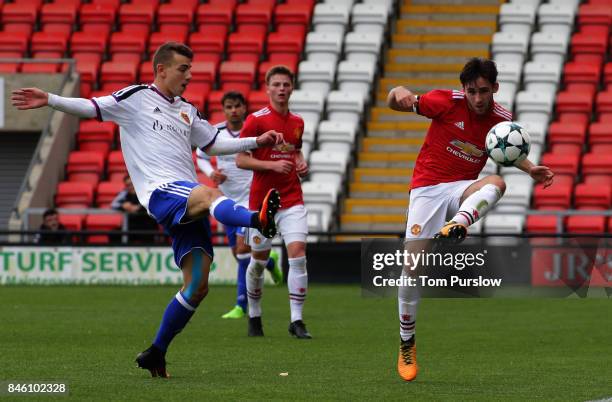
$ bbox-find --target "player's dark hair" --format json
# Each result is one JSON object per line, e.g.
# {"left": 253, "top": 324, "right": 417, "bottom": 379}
{"left": 460, "top": 58, "right": 498, "bottom": 86}
{"left": 43, "top": 208, "right": 58, "bottom": 218}
{"left": 152, "top": 42, "right": 193, "bottom": 77}
{"left": 221, "top": 91, "right": 246, "bottom": 106}
{"left": 265, "top": 65, "right": 294, "bottom": 85}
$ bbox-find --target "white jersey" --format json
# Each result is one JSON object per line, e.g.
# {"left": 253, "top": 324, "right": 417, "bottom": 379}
{"left": 91, "top": 84, "right": 218, "bottom": 211}
{"left": 196, "top": 122, "right": 252, "bottom": 207}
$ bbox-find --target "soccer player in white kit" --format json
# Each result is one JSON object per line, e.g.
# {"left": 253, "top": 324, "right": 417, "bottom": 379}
{"left": 196, "top": 91, "right": 282, "bottom": 319}
{"left": 11, "top": 42, "right": 284, "bottom": 378}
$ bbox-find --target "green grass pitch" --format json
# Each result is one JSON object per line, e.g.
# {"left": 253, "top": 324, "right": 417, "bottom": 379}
{"left": 0, "top": 285, "right": 610, "bottom": 401}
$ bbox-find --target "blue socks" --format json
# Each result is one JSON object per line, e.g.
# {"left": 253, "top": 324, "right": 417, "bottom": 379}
{"left": 210, "top": 197, "right": 255, "bottom": 228}
{"left": 153, "top": 291, "right": 196, "bottom": 353}
{"left": 265, "top": 257, "right": 275, "bottom": 272}
{"left": 236, "top": 255, "right": 249, "bottom": 311}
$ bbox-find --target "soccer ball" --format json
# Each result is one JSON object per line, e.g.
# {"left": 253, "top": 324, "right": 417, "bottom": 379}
{"left": 485, "top": 121, "right": 531, "bottom": 167}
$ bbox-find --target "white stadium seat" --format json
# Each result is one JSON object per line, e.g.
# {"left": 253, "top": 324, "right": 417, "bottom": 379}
{"left": 530, "top": 32, "right": 569, "bottom": 65}
{"left": 492, "top": 31, "right": 530, "bottom": 66}
{"left": 289, "top": 90, "right": 325, "bottom": 131}
{"left": 298, "top": 60, "right": 336, "bottom": 96}
{"left": 499, "top": 3, "right": 537, "bottom": 35}
{"left": 351, "top": 3, "right": 388, "bottom": 37}
{"left": 309, "top": 150, "right": 349, "bottom": 191}
{"left": 484, "top": 213, "right": 525, "bottom": 234}
{"left": 344, "top": 31, "right": 383, "bottom": 64}
{"left": 522, "top": 61, "right": 563, "bottom": 94}
{"left": 326, "top": 90, "right": 365, "bottom": 126}
{"left": 481, "top": 158, "right": 499, "bottom": 176}
{"left": 337, "top": 60, "right": 376, "bottom": 103}
{"left": 317, "top": 120, "right": 357, "bottom": 155}
{"left": 305, "top": 31, "right": 343, "bottom": 65}
{"left": 312, "top": 3, "right": 351, "bottom": 35}
{"left": 302, "top": 181, "right": 338, "bottom": 205}
{"left": 515, "top": 120, "right": 547, "bottom": 145}
{"left": 538, "top": 3, "right": 575, "bottom": 35}
{"left": 515, "top": 90, "right": 555, "bottom": 124}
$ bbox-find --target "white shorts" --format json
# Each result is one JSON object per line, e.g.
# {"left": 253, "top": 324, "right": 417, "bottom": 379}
{"left": 246, "top": 204, "right": 308, "bottom": 251}
{"left": 405, "top": 180, "right": 476, "bottom": 239}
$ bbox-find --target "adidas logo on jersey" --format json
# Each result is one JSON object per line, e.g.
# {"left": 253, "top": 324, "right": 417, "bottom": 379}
{"left": 454, "top": 121, "right": 464, "bottom": 130}
{"left": 153, "top": 107, "right": 162, "bottom": 114}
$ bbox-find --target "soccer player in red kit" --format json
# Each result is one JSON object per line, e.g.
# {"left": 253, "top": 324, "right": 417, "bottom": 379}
{"left": 236, "top": 65, "right": 312, "bottom": 339}
{"left": 386, "top": 58, "right": 554, "bottom": 381}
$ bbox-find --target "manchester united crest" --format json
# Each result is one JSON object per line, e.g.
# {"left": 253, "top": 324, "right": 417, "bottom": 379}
{"left": 410, "top": 224, "right": 421, "bottom": 236}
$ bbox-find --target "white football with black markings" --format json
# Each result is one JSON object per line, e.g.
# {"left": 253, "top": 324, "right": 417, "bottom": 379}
{"left": 485, "top": 121, "right": 531, "bottom": 167}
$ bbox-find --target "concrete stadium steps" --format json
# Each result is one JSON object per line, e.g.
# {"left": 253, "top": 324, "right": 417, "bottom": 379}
{"left": 349, "top": 183, "right": 409, "bottom": 199}
{"left": 395, "top": 20, "right": 497, "bottom": 36}
{"left": 341, "top": 213, "right": 406, "bottom": 232}
{"left": 362, "top": 138, "right": 424, "bottom": 153}
{"left": 345, "top": 198, "right": 408, "bottom": 214}
{"left": 353, "top": 168, "right": 413, "bottom": 184}
{"left": 340, "top": 1, "right": 499, "bottom": 232}
{"left": 357, "top": 152, "right": 418, "bottom": 168}
{"left": 386, "top": 48, "right": 489, "bottom": 65}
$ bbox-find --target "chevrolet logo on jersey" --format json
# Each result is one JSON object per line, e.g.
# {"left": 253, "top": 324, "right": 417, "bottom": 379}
{"left": 274, "top": 143, "right": 296, "bottom": 152}
{"left": 449, "top": 139, "right": 484, "bottom": 157}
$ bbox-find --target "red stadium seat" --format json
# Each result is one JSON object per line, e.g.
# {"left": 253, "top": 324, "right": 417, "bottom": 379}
{"left": 533, "top": 182, "right": 573, "bottom": 209}
{"left": 228, "top": 31, "right": 265, "bottom": 56}
{"left": 547, "top": 121, "right": 587, "bottom": 145}
{"left": 220, "top": 61, "right": 257, "bottom": 85}
{"left": 566, "top": 216, "right": 606, "bottom": 233}
{"left": 0, "top": 63, "right": 20, "bottom": 74}
{"left": 582, "top": 153, "right": 612, "bottom": 175}
{"left": 555, "top": 91, "right": 593, "bottom": 119}
{"left": 21, "top": 57, "right": 60, "bottom": 74}
{"left": 549, "top": 143, "right": 582, "bottom": 156}
{"left": 570, "top": 32, "right": 607, "bottom": 65}
{"left": 235, "top": 4, "right": 272, "bottom": 27}
{"left": 540, "top": 153, "right": 580, "bottom": 177}
{"left": 590, "top": 144, "right": 612, "bottom": 153}
{"left": 525, "top": 215, "right": 560, "bottom": 233}
{"left": 196, "top": 3, "right": 233, "bottom": 28}
{"left": 158, "top": 23, "right": 190, "bottom": 37}
{"left": 0, "top": 31, "right": 29, "bottom": 54}
{"left": 100, "top": 61, "right": 139, "bottom": 85}
{"left": 603, "top": 62, "right": 612, "bottom": 89}
{"left": 40, "top": 2, "right": 77, "bottom": 26}
{"left": 70, "top": 31, "right": 107, "bottom": 55}
{"left": 577, "top": 4, "right": 612, "bottom": 27}
{"left": 595, "top": 90, "right": 612, "bottom": 116}
{"left": 190, "top": 61, "right": 217, "bottom": 84}
{"left": 588, "top": 121, "right": 612, "bottom": 144}
{"left": 248, "top": 0, "right": 276, "bottom": 11}
{"left": 229, "top": 53, "right": 260, "bottom": 64}
{"left": 267, "top": 31, "right": 305, "bottom": 55}
{"left": 80, "top": 3, "right": 116, "bottom": 26}
{"left": 207, "top": 91, "right": 225, "bottom": 113}
{"left": 109, "top": 31, "right": 148, "bottom": 56}
{"left": 220, "top": 82, "right": 252, "bottom": 96}
{"left": 574, "top": 182, "right": 612, "bottom": 209}
{"left": 248, "top": 90, "right": 269, "bottom": 113}
{"left": 193, "top": 52, "right": 222, "bottom": 66}
{"left": 207, "top": 111, "right": 226, "bottom": 125}
{"left": 107, "top": 151, "right": 127, "bottom": 182}
{"left": 119, "top": 3, "right": 155, "bottom": 27}
{"left": 139, "top": 61, "right": 154, "bottom": 84}
{"left": 564, "top": 62, "right": 600, "bottom": 94}
{"left": 85, "top": 214, "right": 123, "bottom": 244}
{"left": 188, "top": 31, "right": 226, "bottom": 54}
{"left": 148, "top": 31, "right": 188, "bottom": 54}
{"left": 55, "top": 181, "right": 95, "bottom": 208}
{"left": 96, "top": 181, "right": 124, "bottom": 208}
{"left": 157, "top": 2, "right": 194, "bottom": 25}
{"left": 274, "top": 3, "right": 313, "bottom": 27}
{"left": 67, "top": 151, "right": 105, "bottom": 185}
{"left": 92, "top": 0, "right": 121, "bottom": 7}
{"left": 182, "top": 83, "right": 209, "bottom": 113}
{"left": 30, "top": 31, "right": 68, "bottom": 55}
{"left": 58, "top": 214, "right": 85, "bottom": 231}
{"left": 77, "top": 121, "right": 116, "bottom": 156}
{"left": 1, "top": 3, "right": 37, "bottom": 25}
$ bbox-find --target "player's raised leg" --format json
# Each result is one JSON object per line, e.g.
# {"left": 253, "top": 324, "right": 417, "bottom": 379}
{"left": 136, "top": 249, "right": 211, "bottom": 378}
{"left": 187, "top": 185, "right": 280, "bottom": 239}
{"left": 435, "top": 175, "right": 506, "bottom": 243}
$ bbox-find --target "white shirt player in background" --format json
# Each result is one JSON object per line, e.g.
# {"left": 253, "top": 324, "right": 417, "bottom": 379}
{"left": 11, "top": 42, "right": 284, "bottom": 378}
{"left": 196, "top": 91, "right": 282, "bottom": 320}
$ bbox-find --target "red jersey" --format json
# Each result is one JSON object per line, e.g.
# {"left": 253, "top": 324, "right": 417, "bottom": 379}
{"left": 411, "top": 89, "right": 512, "bottom": 189}
{"left": 240, "top": 105, "right": 304, "bottom": 210}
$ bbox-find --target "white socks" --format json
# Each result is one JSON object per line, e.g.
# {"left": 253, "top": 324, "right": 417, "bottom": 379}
{"left": 246, "top": 258, "right": 266, "bottom": 318}
{"left": 398, "top": 281, "right": 419, "bottom": 341}
{"left": 288, "top": 256, "right": 308, "bottom": 323}
{"left": 451, "top": 184, "right": 503, "bottom": 227}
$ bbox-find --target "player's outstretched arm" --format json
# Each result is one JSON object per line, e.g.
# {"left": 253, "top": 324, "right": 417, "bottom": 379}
{"left": 11, "top": 87, "right": 97, "bottom": 118}
{"left": 387, "top": 86, "right": 419, "bottom": 112}
{"left": 516, "top": 158, "right": 554, "bottom": 188}
{"left": 236, "top": 152, "right": 293, "bottom": 174}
